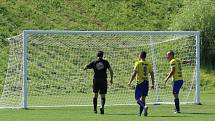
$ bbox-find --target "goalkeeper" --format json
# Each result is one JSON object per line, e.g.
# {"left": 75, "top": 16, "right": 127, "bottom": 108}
{"left": 84, "top": 51, "right": 113, "bottom": 114}
{"left": 164, "top": 50, "right": 191, "bottom": 113}
{"left": 128, "top": 51, "right": 154, "bottom": 116}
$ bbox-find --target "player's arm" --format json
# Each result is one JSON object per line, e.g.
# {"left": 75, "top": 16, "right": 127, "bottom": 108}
{"left": 182, "top": 60, "right": 192, "bottom": 64}
{"left": 150, "top": 71, "right": 155, "bottom": 89}
{"left": 149, "top": 64, "right": 154, "bottom": 89}
{"left": 83, "top": 62, "right": 93, "bottom": 70}
{"left": 83, "top": 65, "right": 88, "bottom": 70}
{"left": 108, "top": 67, "right": 113, "bottom": 84}
{"left": 164, "top": 66, "right": 175, "bottom": 84}
{"left": 128, "top": 70, "right": 137, "bottom": 86}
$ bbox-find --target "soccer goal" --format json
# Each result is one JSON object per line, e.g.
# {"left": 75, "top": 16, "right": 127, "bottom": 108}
{"left": 1, "top": 31, "right": 200, "bottom": 108}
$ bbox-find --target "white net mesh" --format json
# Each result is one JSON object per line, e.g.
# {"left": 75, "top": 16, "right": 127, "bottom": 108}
{"left": 0, "top": 35, "right": 23, "bottom": 108}
{"left": 0, "top": 31, "right": 199, "bottom": 108}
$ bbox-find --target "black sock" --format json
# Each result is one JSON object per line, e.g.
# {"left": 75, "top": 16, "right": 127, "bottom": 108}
{"left": 139, "top": 101, "right": 145, "bottom": 115}
{"left": 139, "top": 106, "right": 143, "bottom": 115}
{"left": 174, "top": 98, "right": 180, "bottom": 112}
{"left": 93, "top": 98, "right": 97, "bottom": 111}
{"left": 101, "top": 98, "right": 106, "bottom": 109}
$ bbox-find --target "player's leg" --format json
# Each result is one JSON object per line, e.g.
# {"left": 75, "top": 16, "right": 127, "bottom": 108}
{"left": 135, "top": 82, "right": 145, "bottom": 116}
{"left": 99, "top": 79, "right": 107, "bottom": 114}
{"left": 173, "top": 80, "right": 183, "bottom": 113}
{"left": 100, "top": 94, "right": 105, "bottom": 114}
{"left": 136, "top": 97, "right": 144, "bottom": 116}
{"left": 142, "top": 81, "right": 149, "bottom": 116}
{"left": 173, "top": 94, "right": 180, "bottom": 113}
{"left": 135, "top": 84, "right": 145, "bottom": 108}
{"left": 139, "top": 97, "right": 144, "bottom": 116}
{"left": 93, "top": 93, "right": 98, "bottom": 113}
{"left": 140, "top": 96, "right": 149, "bottom": 116}
{"left": 93, "top": 79, "right": 99, "bottom": 114}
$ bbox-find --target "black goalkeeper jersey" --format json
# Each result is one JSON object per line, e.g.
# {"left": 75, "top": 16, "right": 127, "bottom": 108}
{"left": 86, "top": 58, "right": 111, "bottom": 79}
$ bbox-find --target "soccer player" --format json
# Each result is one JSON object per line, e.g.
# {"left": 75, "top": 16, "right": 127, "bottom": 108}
{"left": 164, "top": 50, "right": 191, "bottom": 113}
{"left": 128, "top": 51, "right": 154, "bottom": 116}
{"left": 84, "top": 51, "right": 113, "bottom": 114}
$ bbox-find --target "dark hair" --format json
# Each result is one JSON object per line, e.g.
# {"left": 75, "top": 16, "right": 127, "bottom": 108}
{"left": 169, "top": 50, "right": 174, "bottom": 57}
{"left": 97, "top": 51, "right": 104, "bottom": 57}
{"left": 140, "top": 51, "right": 146, "bottom": 58}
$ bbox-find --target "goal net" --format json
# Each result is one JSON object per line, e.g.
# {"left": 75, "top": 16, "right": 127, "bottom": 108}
{"left": 0, "top": 31, "right": 200, "bottom": 108}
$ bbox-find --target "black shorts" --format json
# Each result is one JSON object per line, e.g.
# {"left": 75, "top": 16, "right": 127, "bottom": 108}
{"left": 93, "top": 78, "right": 107, "bottom": 94}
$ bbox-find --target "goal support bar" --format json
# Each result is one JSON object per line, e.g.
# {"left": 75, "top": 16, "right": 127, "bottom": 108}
{"left": 195, "top": 32, "right": 201, "bottom": 104}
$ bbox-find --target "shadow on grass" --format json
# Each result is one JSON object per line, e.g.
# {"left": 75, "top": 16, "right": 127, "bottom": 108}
{"left": 21, "top": 107, "right": 76, "bottom": 111}
{"left": 105, "top": 113, "right": 190, "bottom": 117}
{"left": 149, "top": 115, "right": 190, "bottom": 117}
{"left": 105, "top": 113, "right": 137, "bottom": 116}
{"left": 183, "top": 112, "right": 215, "bottom": 115}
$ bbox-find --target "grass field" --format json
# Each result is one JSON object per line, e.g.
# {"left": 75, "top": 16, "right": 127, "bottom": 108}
{"left": 0, "top": 91, "right": 214, "bottom": 121}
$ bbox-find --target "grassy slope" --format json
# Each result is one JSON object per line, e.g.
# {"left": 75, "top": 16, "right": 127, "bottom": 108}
{"left": 0, "top": 0, "right": 214, "bottom": 92}
{"left": 0, "top": 0, "right": 184, "bottom": 90}
{"left": 0, "top": 0, "right": 182, "bottom": 34}
{"left": 0, "top": 92, "right": 214, "bottom": 121}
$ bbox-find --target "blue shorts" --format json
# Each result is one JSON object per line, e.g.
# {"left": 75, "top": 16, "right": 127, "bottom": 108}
{"left": 135, "top": 81, "right": 149, "bottom": 100}
{"left": 173, "top": 80, "right": 183, "bottom": 94}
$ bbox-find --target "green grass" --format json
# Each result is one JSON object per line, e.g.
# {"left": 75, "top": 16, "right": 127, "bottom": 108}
{"left": 201, "top": 69, "right": 215, "bottom": 91}
{"left": 0, "top": 92, "right": 214, "bottom": 121}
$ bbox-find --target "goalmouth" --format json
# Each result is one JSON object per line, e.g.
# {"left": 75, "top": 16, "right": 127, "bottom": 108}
{"left": 1, "top": 31, "right": 200, "bottom": 109}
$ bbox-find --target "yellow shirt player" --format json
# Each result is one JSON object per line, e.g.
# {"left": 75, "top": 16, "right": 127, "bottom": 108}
{"left": 134, "top": 60, "right": 153, "bottom": 84}
{"left": 164, "top": 50, "right": 191, "bottom": 113}
{"left": 169, "top": 58, "right": 183, "bottom": 81}
{"left": 128, "top": 51, "right": 154, "bottom": 117}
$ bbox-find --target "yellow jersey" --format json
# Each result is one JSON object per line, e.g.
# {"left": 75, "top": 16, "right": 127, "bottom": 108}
{"left": 169, "top": 58, "right": 183, "bottom": 81}
{"left": 134, "top": 60, "right": 152, "bottom": 84}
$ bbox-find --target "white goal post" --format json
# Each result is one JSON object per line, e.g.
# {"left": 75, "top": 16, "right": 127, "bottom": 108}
{"left": 1, "top": 31, "right": 200, "bottom": 109}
